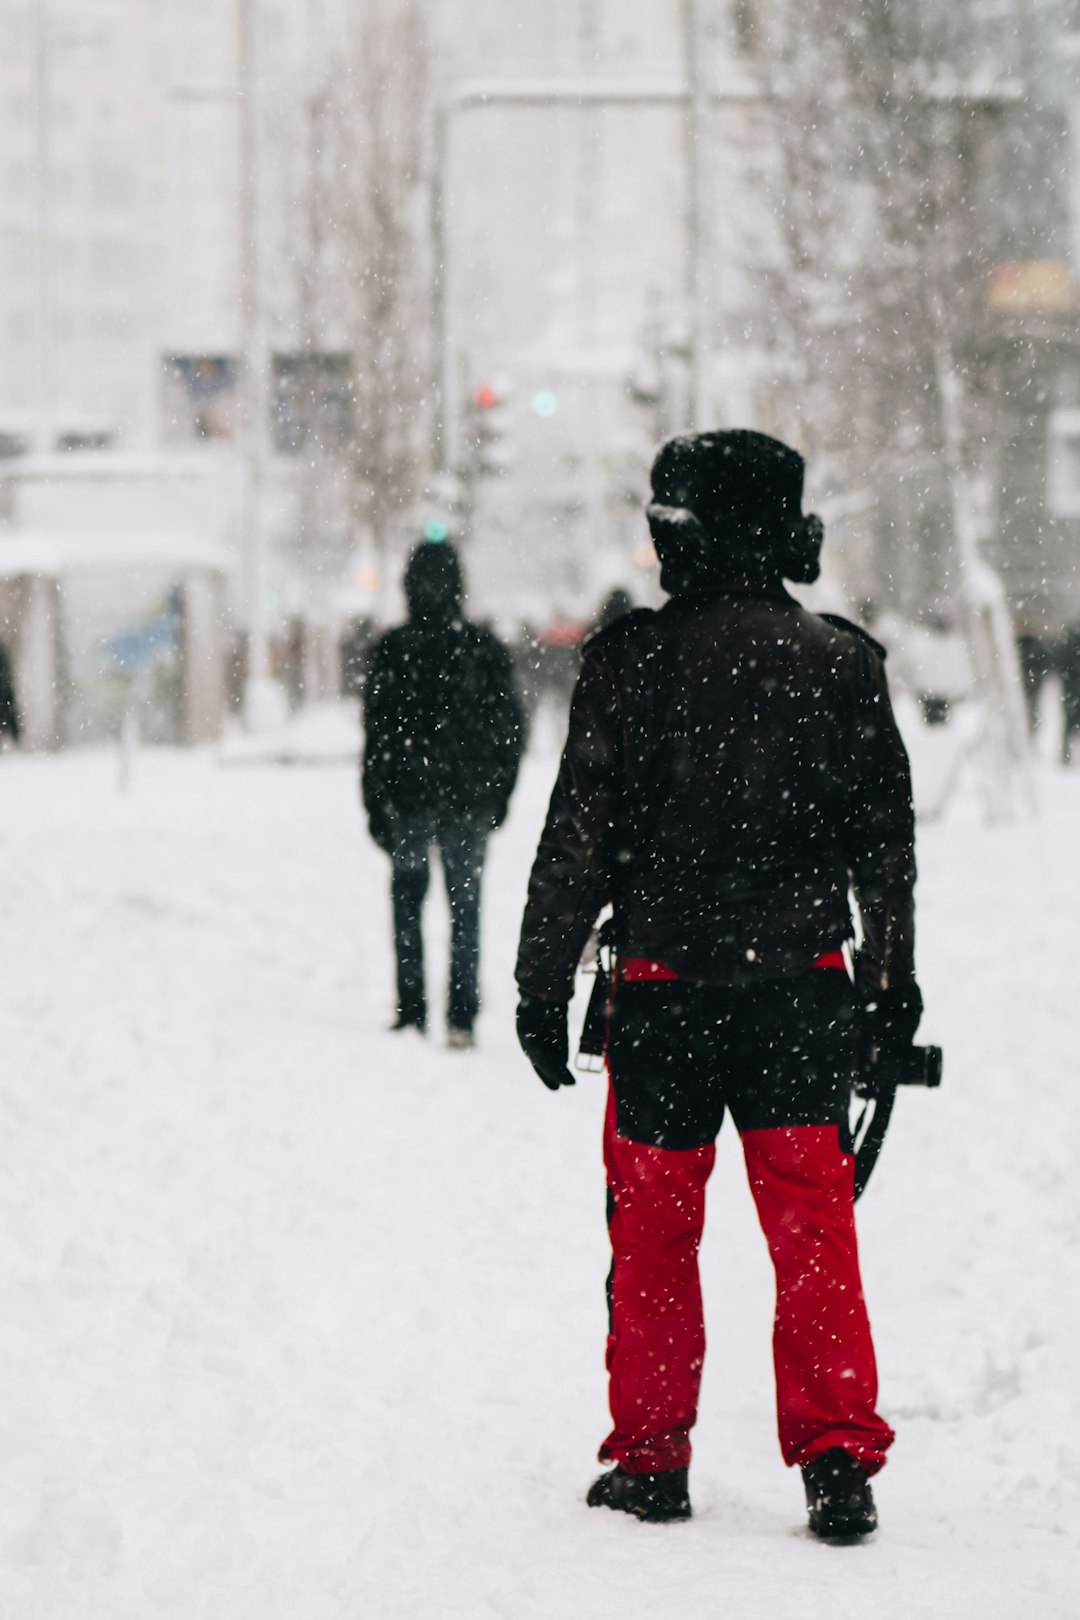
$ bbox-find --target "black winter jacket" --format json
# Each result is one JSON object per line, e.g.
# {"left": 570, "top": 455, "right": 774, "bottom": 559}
{"left": 362, "top": 618, "right": 524, "bottom": 844}
{"left": 0, "top": 642, "right": 19, "bottom": 742}
{"left": 516, "top": 587, "right": 915, "bottom": 1004}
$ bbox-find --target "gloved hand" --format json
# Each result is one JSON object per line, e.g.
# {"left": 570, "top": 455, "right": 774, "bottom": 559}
{"left": 860, "top": 982, "right": 923, "bottom": 1064}
{"left": 367, "top": 811, "right": 393, "bottom": 854}
{"left": 516, "top": 994, "right": 576, "bottom": 1091}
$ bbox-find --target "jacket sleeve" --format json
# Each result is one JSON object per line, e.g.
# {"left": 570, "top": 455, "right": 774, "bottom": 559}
{"left": 360, "top": 639, "right": 393, "bottom": 836}
{"left": 842, "top": 648, "right": 917, "bottom": 1000}
{"left": 515, "top": 647, "right": 622, "bottom": 1001}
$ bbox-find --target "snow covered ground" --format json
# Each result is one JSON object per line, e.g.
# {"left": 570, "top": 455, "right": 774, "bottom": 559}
{"left": 1, "top": 707, "right": 1077, "bottom": 1618}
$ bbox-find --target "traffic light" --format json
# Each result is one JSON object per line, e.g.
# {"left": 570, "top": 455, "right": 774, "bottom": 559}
{"left": 469, "top": 381, "right": 514, "bottom": 477}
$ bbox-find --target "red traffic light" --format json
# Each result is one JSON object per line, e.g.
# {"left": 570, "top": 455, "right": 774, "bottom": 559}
{"left": 474, "top": 383, "right": 499, "bottom": 409}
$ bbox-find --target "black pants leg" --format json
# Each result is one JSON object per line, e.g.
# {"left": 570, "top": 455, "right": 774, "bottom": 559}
{"left": 437, "top": 814, "right": 488, "bottom": 1032}
{"left": 390, "top": 815, "right": 433, "bottom": 1026}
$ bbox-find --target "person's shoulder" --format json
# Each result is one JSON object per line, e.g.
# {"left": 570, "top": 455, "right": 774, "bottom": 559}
{"left": 813, "top": 612, "right": 888, "bottom": 663}
{"left": 460, "top": 620, "right": 514, "bottom": 661}
{"left": 372, "top": 621, "right": 409, "bottom": 649}
{"left": 365, "top": 625, "right": 397, "bottom": 659}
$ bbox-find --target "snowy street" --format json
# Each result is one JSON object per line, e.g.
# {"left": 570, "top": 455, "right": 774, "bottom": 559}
{"left": 1, "top": 714, "right": 1077, "bottom": 1618}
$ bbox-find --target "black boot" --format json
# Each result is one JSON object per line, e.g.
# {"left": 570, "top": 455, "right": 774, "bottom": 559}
{"left": 586, "top": 1465, "right": 691, "bottom": 1524}
{"left": 390, "top": 1010, "right": 426, "bottom": 1034}
{"left": 801, "top": 1449, "right": 878, "bottom": 1540}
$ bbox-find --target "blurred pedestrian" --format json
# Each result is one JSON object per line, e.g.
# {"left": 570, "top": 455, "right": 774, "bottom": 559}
{"left": 516, "top": 430, "right": 921, "bottom": 1538}
{"left": 0, "top": 640, "right": 20, "bottom": 747}
{"left": 1015, "top": 628, "right": 1050, "bottom": 735}
{"left": 1060, "top": 622, "right": 1080, "bottom": 766}
{"left": 537, "top": 615, "right": 585, "bottom": 716}
{"left": 362, "top": 541, "right": 524, "bottom": 1048}
{"left": 591, "top": 587, "right": 634, "bottom": 636}
{"left": 339, "top": 616, "right": 375, "bottom": 700}
{"left": 282, "top": 618, "right": 306, "bottom": 714}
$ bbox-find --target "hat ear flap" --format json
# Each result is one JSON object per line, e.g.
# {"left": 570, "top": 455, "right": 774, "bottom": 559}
{"left": 783, "top": 513, "right": 823, "bottom": 583}
{"left": 647, "top": 503, "right": 712, "bottom": 591}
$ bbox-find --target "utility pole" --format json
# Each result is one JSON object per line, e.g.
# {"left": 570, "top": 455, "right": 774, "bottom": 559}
{"left": 238, "top": 0, "right": 274, "bottom": 727}
{"left": 33, "top": 0, "right": 53, "bottom": 454}
{"left": 681, "top": 0, "right": 709, "bottom": 430}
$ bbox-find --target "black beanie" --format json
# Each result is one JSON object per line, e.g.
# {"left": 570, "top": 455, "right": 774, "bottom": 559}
{"left": 647, "top": 429, "right": 823, "bottom": 592}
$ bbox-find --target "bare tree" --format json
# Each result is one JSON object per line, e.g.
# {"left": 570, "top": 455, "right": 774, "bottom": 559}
{"left": 278, "top": 0, "right": 432, "bottom": 603}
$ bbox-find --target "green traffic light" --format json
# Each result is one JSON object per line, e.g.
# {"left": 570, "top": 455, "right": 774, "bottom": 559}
{"left": 423, "top": 519, "right": 449, "bottom": 542}
{"left": 531, "top": 389, "right": 559, "bottom": 418}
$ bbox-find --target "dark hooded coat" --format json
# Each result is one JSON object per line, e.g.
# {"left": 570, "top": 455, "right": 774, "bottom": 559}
{"left": 362, "top": 544, "right": 524, "bottom": 847}
{"left": 0, "top": 642, "right": 19, "bottom": 742}
{"left": 515, "top": 453, "right": 916, "bottom": 1005}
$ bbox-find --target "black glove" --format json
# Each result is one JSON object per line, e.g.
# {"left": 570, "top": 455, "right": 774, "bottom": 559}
{"left": 367, "top": 811, "right": 393, "bottom": 854}
{"left": 516, "top": 994, "right": 575, "bottom": 1091}
{"left": 860, "top": 982, "right": 923, "bottom": 1065}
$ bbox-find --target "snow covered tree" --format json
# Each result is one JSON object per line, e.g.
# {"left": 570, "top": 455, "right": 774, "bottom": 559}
{"left": 767, "top": 0, "right": 1031, "bottom": 813}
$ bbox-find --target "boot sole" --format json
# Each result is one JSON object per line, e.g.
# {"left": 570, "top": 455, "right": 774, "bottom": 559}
{"left": 807, "top": 1513, "right": 878, "bottom": 1542}
{"left": 586, "top": 1481, "right": 691, "bottom": 1523}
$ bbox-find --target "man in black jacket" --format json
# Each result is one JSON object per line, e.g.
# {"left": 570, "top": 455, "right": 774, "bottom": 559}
{"left": 0, "top": 640, "right": 20, "bottom": 746}
{"left": 515, "top": 431, "right": 921, "bottom": 1537}
{"left": 363, "top": 540, "right": 524, "bottom": 1047}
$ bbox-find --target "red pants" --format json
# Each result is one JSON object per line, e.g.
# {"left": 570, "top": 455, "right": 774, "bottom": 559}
{"left": 599, "top": 1086, "right": 894, "bottom": 1475}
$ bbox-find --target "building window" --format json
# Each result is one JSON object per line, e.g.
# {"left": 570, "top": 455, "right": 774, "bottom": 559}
{"left": 1047, "top": 409, "right": 1080, "bottom": 517}
{"left": 56, "top": 430, "right": 113, "bottom": 452}
{"left": 161, "top": 355, "right": 238, "bottom": 444}
{"left": 271, "top": 353, "right": 354, "bottom": 456}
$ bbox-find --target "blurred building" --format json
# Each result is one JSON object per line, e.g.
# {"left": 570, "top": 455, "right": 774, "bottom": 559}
{"left": 1, "top": 0, "right": 1079, "bottom": 715}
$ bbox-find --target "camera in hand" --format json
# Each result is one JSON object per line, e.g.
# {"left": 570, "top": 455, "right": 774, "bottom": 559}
{"left": 857, "top": 1043, "right": 943, "bottom": 1098}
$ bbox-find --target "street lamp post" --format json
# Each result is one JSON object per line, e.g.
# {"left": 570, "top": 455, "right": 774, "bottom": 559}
{"left": 681, "top": 0, "right": 709, "bottom": 431}
{"left": 32, "top": 0, "right": 54, "bottom": 454}
{"left": 238, "top": 0, "right": 275, "bottom": 728}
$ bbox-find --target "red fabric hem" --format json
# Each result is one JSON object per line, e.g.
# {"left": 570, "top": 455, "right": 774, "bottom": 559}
{"left": 620, "top": 949, "right": 848, "bottom": 983}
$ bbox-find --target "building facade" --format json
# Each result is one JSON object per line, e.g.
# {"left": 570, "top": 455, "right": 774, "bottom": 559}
{"left": 0, "top": 0, "right": 1077, "bottom": 671}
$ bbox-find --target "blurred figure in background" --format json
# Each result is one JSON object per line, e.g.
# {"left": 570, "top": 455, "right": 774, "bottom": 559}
{"left": 591, "top": 588, "right": 634, "bottom": 636}
{"left": 1060, "top": 622, "right": 1080, "bottom": 766}
{"left": 0, "top": 640, "right": 20, "bottom": 748}
{"left": 537, "top": 614, "right": 585, "bottom": 717}
{"left": 1015, "top": 627, "right": 1050, "bottom": 736}
{"left": 339, "top": 616, "right": 376, "bottom": 701}
{"left": 362, "top": 541, "right": 524, "bottom": 1048}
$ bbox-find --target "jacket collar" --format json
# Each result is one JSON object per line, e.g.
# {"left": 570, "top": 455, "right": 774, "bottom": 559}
{"left": 669, "top": 580, "right": 795, "bottom": 606}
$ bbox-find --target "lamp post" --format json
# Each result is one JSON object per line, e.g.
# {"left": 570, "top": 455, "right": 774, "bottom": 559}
{"left": 238, "top": 0, "right": 275, "bottom": 727}
{"left": 32, "top": 0, "right": 53, "bottom": 454}
{"left": 681, "top": 0, "right": 709, "bottom": 431}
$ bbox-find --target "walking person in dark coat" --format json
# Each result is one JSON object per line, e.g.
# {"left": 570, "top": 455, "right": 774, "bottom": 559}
{"left": 1059, "top": 622, "right": 1080, "bottom": 766}
{"left": 515, "top": 431, "right": 922, "bottom": 1537}
{"left": 0, "top": 640, "right": 20, "bottom": 746}
{"left": 363, "top": 540, "right": 524, "bottom": 1048}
